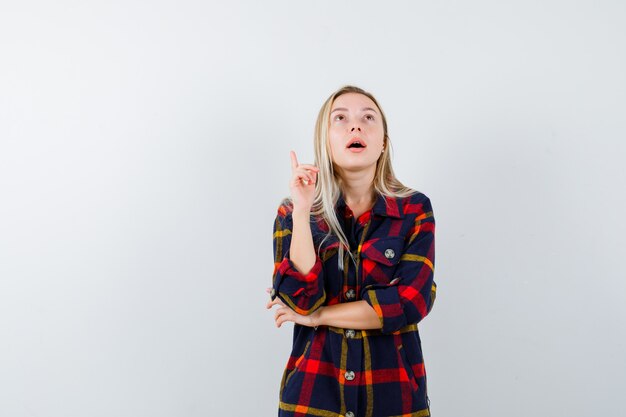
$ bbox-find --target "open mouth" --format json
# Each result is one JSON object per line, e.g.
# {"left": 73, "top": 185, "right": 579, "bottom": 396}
{"left": 347, "top": 138, "right": 367, "bottom": 149}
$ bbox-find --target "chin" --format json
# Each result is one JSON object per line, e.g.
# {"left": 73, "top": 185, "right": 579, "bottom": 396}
{"left": 335, "top": 160, "right": 377, "bottom": 172}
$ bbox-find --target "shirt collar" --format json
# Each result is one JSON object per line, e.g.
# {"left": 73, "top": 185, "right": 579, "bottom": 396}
{"left": 335, "top": 190, "right": 405, "bottom": 219}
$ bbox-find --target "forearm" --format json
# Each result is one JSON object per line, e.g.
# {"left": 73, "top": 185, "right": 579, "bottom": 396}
{"left": 316, "top": 300, "right": 382, "bottom": 330}
{"left": 289, "top": 208, "right": 317, "bottom": 274}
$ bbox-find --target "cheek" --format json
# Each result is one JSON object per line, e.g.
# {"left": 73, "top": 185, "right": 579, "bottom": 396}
{"left": 328, "top": 130, "right": 343, "bottom": 153}
{"left": 370, "top": 126, "right": 385, "bottom": 146}
{"left": 371, "top": 123, "right": 384, "bottom": 135}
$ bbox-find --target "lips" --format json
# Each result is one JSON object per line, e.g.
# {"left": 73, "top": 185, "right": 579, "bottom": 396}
{"left": 346, "top": 137, "right": 367, "bottom": 148}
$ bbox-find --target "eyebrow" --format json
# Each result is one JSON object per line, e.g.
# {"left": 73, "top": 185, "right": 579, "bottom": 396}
{"left": 330, "top": 107, "right": 379, "bottom": 115}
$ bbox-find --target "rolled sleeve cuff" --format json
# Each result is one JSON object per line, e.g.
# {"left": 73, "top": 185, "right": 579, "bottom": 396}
{"left": 361, "top": 285, "right": 407, "bottom": 334}
{"left": 272, "top": 253, "right": 325, "bottom": 315}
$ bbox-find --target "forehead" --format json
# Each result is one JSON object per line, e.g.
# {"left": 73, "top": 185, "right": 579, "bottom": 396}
{"left": 331, "top": 93, "right": 378, "bottom": 112}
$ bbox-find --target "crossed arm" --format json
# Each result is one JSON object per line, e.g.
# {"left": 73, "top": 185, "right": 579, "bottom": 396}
{"left": 266, "top": 289, "right": 381, "bottom": 329}
{"left": 269, "top": 193, "right": 436, "bottom": 333}
{"left": 268, "top": 206, "right": 382, "bottom": 330}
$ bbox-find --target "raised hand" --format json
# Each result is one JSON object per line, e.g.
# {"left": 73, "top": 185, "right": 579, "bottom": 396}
{"left": 289, "top": 150, "right": 319, "bottom": 211}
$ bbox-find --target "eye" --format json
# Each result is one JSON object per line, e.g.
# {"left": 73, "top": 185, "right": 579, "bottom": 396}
{"left": 333, "top": 114, "right": 345, "bottom": 121}
{"left": 365, "top": 114, "right": 375, "bottom": 121}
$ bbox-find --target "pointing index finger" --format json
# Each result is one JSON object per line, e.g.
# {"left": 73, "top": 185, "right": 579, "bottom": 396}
{"left": 290, "top": 150, "right": 299, "bottom": 171}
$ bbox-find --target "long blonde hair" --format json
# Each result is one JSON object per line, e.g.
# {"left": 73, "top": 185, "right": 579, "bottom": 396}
{"left": 286, "top": 85, "right": 417, "bottom": 270}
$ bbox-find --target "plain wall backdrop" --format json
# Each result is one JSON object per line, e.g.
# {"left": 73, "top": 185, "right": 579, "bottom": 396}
{"left": 1, "top": 1, "right": 625, "bottom": 416}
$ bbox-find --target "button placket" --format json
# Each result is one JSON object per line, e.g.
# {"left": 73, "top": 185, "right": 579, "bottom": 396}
{"left": 340, "top": 215, "right": 372, "bottom": 417}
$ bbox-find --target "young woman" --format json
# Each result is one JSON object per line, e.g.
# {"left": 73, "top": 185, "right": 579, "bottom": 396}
{"left": 266, "top": 85, "right": 437, "bottom": 417}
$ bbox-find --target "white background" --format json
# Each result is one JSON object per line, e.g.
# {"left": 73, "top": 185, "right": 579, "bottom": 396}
{"left": 1, "top": 1, "right": 625, "bottom": 416}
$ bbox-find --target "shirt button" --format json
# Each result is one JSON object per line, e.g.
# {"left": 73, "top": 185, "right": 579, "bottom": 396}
{"left": 346, "top": 412, "right": 355, "bottom": 417}
{"left": 345, "top": 289, "right": 356, "bottom": 300}
{"left": 270, "top": 288, "right": 276, "bottom": 297}
{"left": 345, "top": 370, "right": 355, "bottom": 381}
{"left": 390, "top": 277, "right": 400, "bottom": 285}
{"left": 384, "top": 248, "right": 395, "bottom": 259}
{"left": 344, "top": 329, "right": 356, "bottom": 339}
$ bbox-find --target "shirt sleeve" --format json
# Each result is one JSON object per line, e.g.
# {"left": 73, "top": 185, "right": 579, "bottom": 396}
{"left": 270, "top": 204, "right": 326, "bottom": 315}
{"left": 361, "top": 193, "right": 436, "bottom": 334}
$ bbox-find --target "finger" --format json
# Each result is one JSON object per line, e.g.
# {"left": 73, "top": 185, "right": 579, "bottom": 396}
{"left": 266, "top": 298, "right": 285, "bottom": 309}
{"left": 290, "top": 151, "right": 299, "bottom": 171}
{"left": 300, "top": 175, "right": 313, "bottom": 186}
{"left": 298, "top": 164, "right": 320, "bottom": 172}
{"left": 275, "top": 307, "right": 286, "bottom": 321}
{"left": 290, "top": 177, "right": 304, "bottom": 188}
{"left": 296, "top": 166, "right": 318, "bottom": 176}
{"left": 269, "top": 296, "right": 285, "bottom": 306}
{"left": 276, "top": 312, "right": 291, "bottom": 328}
{"left": 290, "top": 167, "right": 316, "bottom": 184}
{"left": 292, "top": 172, "right": 313, "bottom": 187}
{"left": 295, "top": 168, "right": 315, "bottom": 184}
{"left": 275, "top": 306, "right": 291, "bottom": 322}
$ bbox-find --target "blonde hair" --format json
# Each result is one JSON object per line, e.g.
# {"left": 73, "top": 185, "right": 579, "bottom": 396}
{"left": 285, "top": 85, "right": 417, "bottom": 270}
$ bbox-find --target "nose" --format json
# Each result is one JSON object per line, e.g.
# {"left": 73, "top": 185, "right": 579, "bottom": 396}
{"left": 350, "top": 126, "right": 361, "bottom": 132}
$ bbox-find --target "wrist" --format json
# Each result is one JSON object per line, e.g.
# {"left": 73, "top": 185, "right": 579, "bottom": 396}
{"left": 312, "top": 306, "right": 325, "bottom": 328}
{"left": 292, "top": 207, "right": 311, "bottom": 218}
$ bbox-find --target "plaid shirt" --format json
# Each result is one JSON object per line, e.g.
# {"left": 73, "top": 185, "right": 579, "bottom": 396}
{"left": 270, "top": 190, "right": 437, "bottom": 417}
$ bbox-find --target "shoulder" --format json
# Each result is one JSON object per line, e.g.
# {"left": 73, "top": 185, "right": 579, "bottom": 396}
{"left": 409, "top": 189, "right": 432, "bottom": 206}
{"left": 273, "top": 197, "right": 330, "bottom": 236}
{"left": 275, "top": 196, "right": 294, "bottom": 220}
{"left": 400, "top": 189, "right": 434, "bottom": 218}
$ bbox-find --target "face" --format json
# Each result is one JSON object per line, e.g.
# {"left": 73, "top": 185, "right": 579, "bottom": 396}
{"left": 328, "top": 93, "right": 385, "bottom": 173}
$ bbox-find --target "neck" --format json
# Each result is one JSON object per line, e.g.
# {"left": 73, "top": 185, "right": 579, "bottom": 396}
{"left": 339, "top": 168, "right": 376, "bottom": 207}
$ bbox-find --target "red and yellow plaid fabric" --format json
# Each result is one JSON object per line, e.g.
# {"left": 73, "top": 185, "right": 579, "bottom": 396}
{"left": 271, "top": 191, "right": 436, "bottom": 417}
